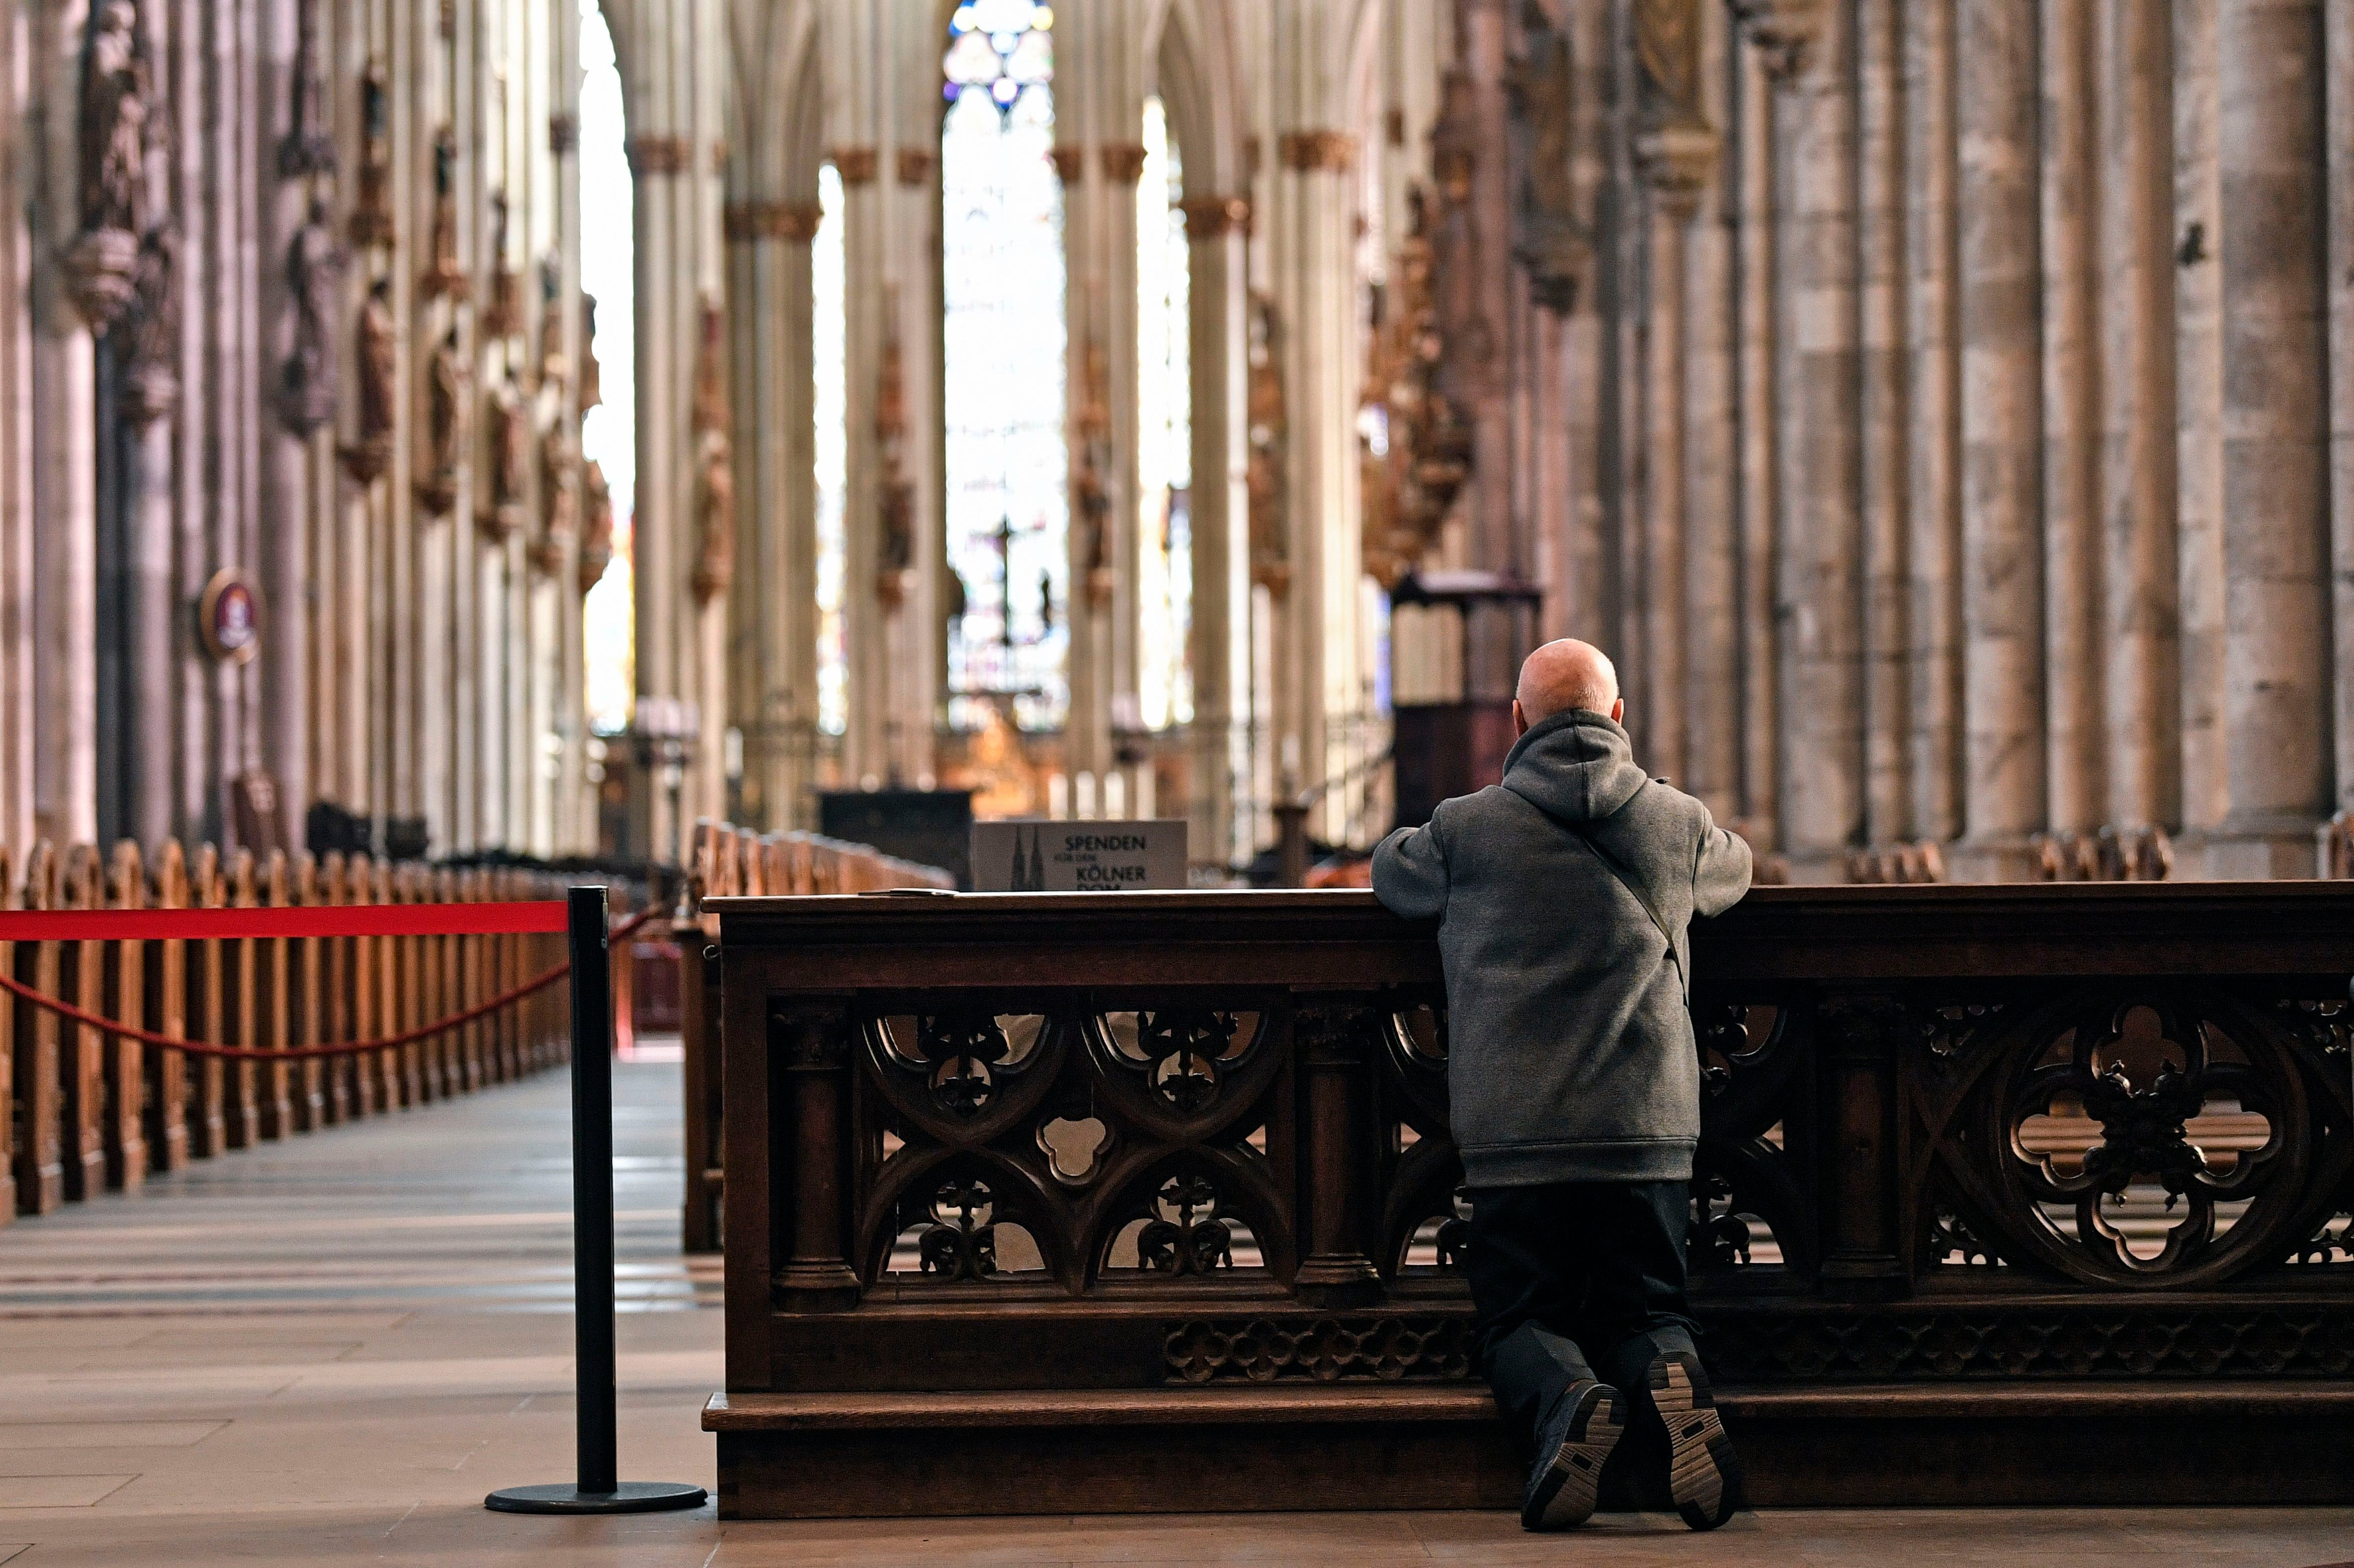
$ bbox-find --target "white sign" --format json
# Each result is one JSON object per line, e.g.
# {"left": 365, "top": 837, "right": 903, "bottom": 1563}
{"left": 970, "top": 820, "right": 1188, "bottom": 893}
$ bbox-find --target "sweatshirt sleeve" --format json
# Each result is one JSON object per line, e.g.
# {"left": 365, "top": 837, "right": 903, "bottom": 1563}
{"left": 1691, "top": 806, "right": 1753, "bottom": 919}
{"left": 1372, "top": 814, "right": 1449, "bottom": 921}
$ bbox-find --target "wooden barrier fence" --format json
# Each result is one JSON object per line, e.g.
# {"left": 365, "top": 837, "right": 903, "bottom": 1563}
{"left": 677, "top": 820, "right": 954, "bottom": 1252}
{"left": 4, "top": 841, "right": 578, "bottom": 1223}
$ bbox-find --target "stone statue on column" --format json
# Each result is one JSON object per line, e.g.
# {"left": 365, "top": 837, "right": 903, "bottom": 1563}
{"left": 480, "top": 373, "right": 530, "bottom": 539}
{"left": 481, "top": 191, "right": 521, "bottom": 340}
{"left": 341, "top": 278, "right": 397, "bottom": 482}
{"left": 348, "top": 63, "right": 396, "bottom": 250}
{"left": 278, "top": 0, "right": 336, "bottom": 177}
{"left": 1507, "top": 0, "right": 1592, "bottom": 312}
{"left": 422, "top": 128, "right": 469, "bottom": 300}
{"left": 577, "top": 295, "right": 602, "bottom": 411}
{"left": 532, "top": 421, "right": 580, "bottom": 576}
{"left": 121, "top": 223, "right": 179, "bottom": 424}
{"left": 690, "top": 301, "right": 734, "bottom": 604}
{"left": 1245, "top": 293, "right": 1289, "bottom": 599}
{"left": 578, "top": 458, "right": 614, "bottom": 592}
{"left": 876, "top": 311, "right": 913, "bottom": 607}
{"left": 1073, "top": 336, "right": 1113, "bottom": 609}
{"left": 69, "top": 0, "right": 154, "bottom": 331}
{"left": 1633, "top": 0, "right": 1718, "bottom": 216}
{"left": 415, "top": 327, "right": 469, "bottom": 516}
{"left": 1360, "top": 187, "right": 1471, "bottom": 589}
{"left": 278, "top": 198, "right": 345, "bottom": 438}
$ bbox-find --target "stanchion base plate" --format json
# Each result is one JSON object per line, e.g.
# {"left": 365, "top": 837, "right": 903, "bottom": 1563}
{"left": 485, "top": 1481, "right": 709, "bottom": 1515}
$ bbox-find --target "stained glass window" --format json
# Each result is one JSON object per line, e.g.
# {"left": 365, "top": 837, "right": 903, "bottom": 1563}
{"left": 813, "top": 162, "right": 846, "bottom": 737}
{"left": 1136, "top": 95, "right": 1191, "bottom": 730}
{"left": 578, "top": 0, "right": 634, "bottom": 735}
{"left": 942, "top": 0, "right": 1067, "bottom": 733}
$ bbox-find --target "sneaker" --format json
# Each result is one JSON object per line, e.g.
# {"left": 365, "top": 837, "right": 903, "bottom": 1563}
{"left": 1648, "top": 1351, "right": 1743, "bottom": 1530}
{"left": 1519, "top": 1378, "right": 1623, "bottom": 1531}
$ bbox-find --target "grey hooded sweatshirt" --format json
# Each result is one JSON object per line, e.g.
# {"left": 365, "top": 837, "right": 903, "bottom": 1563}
{"left": 1371, "top": 708, "right": 1752, "bottom": 1187}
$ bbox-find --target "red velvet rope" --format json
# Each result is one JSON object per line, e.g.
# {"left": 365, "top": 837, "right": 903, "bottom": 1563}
{"left": 0, "top": 900, "right": 572, "bottom": 943}
{"left": 0, "top": 905, "right": 665, "bottom": 1060}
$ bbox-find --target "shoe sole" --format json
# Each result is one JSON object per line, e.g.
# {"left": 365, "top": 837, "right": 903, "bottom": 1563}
{"left": 1651, "top": 1355, "right": 1738, "bottom": 1530}
{"left": 1523, "top": 1383, "right": 1622, "bottom": 1530}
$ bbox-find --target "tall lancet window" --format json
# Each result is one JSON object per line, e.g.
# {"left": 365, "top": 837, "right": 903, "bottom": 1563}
{"left": 1136, "top": 95, "right": 1191, "bottom": 730}
{"left": 813, "top": 162, "right": 847, "bottom": 739}
{"left": 942, "top": 0, "right": 1067, "bottom": 733}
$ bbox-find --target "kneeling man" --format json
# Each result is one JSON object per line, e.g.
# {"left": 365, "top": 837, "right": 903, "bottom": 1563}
{"left": 1372, "top": 639, "right": 1751, "bottom": 1532}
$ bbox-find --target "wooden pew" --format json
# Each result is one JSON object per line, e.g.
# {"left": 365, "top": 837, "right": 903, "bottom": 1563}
{"left": 143, "top": 840, "right": 195, "bottom": 1167}
{"left": 12, "top": 843, "right": 63, "bottom": 1213}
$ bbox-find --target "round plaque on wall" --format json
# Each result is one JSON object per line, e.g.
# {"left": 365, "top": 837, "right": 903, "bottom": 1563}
{"left": 198, "top": 569, "right": 263, "bottom": 665}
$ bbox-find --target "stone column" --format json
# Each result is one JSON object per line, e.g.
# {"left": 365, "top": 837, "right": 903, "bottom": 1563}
{"left": 1183, "top": 194, "right": 1251, "bottom": 869}
{"left": 1272, "top": 122, "right": 1364, "bottom": 842}
{"left": 0, "top": 6, "right": 34, "bottom": 855}
{"left": 1903, "top": 0, "right": 1963, "bottom": 844}
{"left": 835, "top": 138, "right": 883, "bottom": 788}
{"left": 2174, "top": 0, "right": 2228, "bottom": 840}
{"left": 261, "top": 0, "right": 312, "bottom": 846}
{"left": 1731, "top": 32, "right": 1779, "bottom": 839}
{"left": 1634, "top": 114, "right": 1715, "bottom": 794}
{"left": 2326, "top": 0, "right": 2354, "bottom": 823}
{"left": 127, "top": 385, "right": 177, "bottom": 854}
{"left": 1954, "top": 0, "right": 2045, "bottom": 878}
{"left": 1856, "top": 0, "right": 1908, "bottom": 845}
{"left": 2099, "top": 0, "right": 2181, "bottom": 831}
{"left": 1681, "top": 0, "right": 1739, "bottom": 823}
{"left": 31, "top": 0, "right": 98, "bottom": 848}
{"left": 2209, "top": 0, "right": 2331, "bottom": 876}
{"left": 2041, "top": 0, "right": 2102, "bottom": 837}
{"left": 1763, "top": 0, "right": 1863, "bottom": 871}
{"left": 726, "top": 196, "right": 821, "bottom": 828}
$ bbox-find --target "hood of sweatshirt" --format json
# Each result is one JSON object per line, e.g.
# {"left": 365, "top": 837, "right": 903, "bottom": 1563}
{"left": 1497, "top": 708, "right": 1650, "bottom": 825}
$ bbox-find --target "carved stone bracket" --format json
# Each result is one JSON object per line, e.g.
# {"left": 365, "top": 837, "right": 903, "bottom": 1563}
{"left": 1635, "top": 118, "right": 1720, "bottom": 221}
{"left": 1731, "top": 0, "right": 1830, "bottom": 80}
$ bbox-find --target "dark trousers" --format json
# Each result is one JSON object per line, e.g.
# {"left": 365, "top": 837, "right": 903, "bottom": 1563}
{"left": 1464, "top": 1179, "right": 1701, "bottom": 1472}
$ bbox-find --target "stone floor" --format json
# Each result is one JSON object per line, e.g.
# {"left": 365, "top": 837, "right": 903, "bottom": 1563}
{"left": 1, "top": 1055, "right": 2349, "bottom": 1566}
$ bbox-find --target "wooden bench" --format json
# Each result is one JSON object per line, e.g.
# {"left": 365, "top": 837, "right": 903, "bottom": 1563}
{"left": 703, "top": 884, "right": 2354, "bottom": 1515}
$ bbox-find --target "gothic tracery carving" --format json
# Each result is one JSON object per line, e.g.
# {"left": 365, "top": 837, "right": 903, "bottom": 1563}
{"left": 1360, "top": 187, "right": 1473, "bottom": 591}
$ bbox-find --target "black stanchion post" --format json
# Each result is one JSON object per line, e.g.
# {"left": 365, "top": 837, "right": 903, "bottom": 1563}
{"left": 486, "top": 885, "right": 706, "bottom": 1516}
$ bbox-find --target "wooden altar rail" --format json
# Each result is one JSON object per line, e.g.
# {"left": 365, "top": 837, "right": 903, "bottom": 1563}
{"left": 700, "top": 883, "right": 2354, "bottom": 1516}
{"left": 3, "top": 839, "right": 574, "bottom": 1222}
{"left": 677, "top": 820, "right": 955, "bottom": 1252}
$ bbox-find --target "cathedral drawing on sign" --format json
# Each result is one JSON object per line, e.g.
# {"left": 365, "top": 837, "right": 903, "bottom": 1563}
{"left": 0, "top": 0, "right": 2350, "bottom": 889}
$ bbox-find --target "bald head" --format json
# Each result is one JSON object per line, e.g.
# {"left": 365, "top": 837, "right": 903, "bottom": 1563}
{"left": 1513, "top": 640, "right": 1621, "bottom": 730}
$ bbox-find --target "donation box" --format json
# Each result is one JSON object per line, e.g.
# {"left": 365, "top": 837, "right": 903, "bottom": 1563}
{"left": 970, "top": 820, "right": 1187, "bottom": 892}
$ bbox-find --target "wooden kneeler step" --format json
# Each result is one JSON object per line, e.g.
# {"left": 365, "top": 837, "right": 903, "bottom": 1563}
{"left": 704, "top": 1383, "right": 2354, "bottom": 1517}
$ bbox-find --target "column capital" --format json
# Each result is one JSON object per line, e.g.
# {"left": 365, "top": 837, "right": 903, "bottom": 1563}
{"left": 722, "top": 200, "right": 824, "bottom": 244}
{"left": 626, "top": 135, "right": 693, "bottom": 176}
{"left": 830, "top": 146, "right": 878, "bottom": 184}
{"left": 1635, "top": 118, "right": 1719, "bottom": 219}
{"left": 1179, "top": 195, "right": 1253, "bottom": 238}
{"left": 896, "top": 149, "right": 933, "bottom": 186}
{"left": 1048, "top": 144, "right": 1085, "bottom": 183}
{"left": 1100, "top": 143, "right": 1149, "bottom": 183}
{"left": 1277, "top": 130, "right": 1359, "bottom": 174}
{"left": 1731, "top": 0, "right": 1828, "bottom": 80}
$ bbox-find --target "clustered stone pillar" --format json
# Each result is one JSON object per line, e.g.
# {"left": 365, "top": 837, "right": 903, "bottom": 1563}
{"left": 2209, "top": 0, "right": 2331, "bottom": 876}
{"left": 1954, "top": 0, "right": 2046, "bottom": 880}
{"left": 1184, "top": 193, "right": 1253, "bottom": 869}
